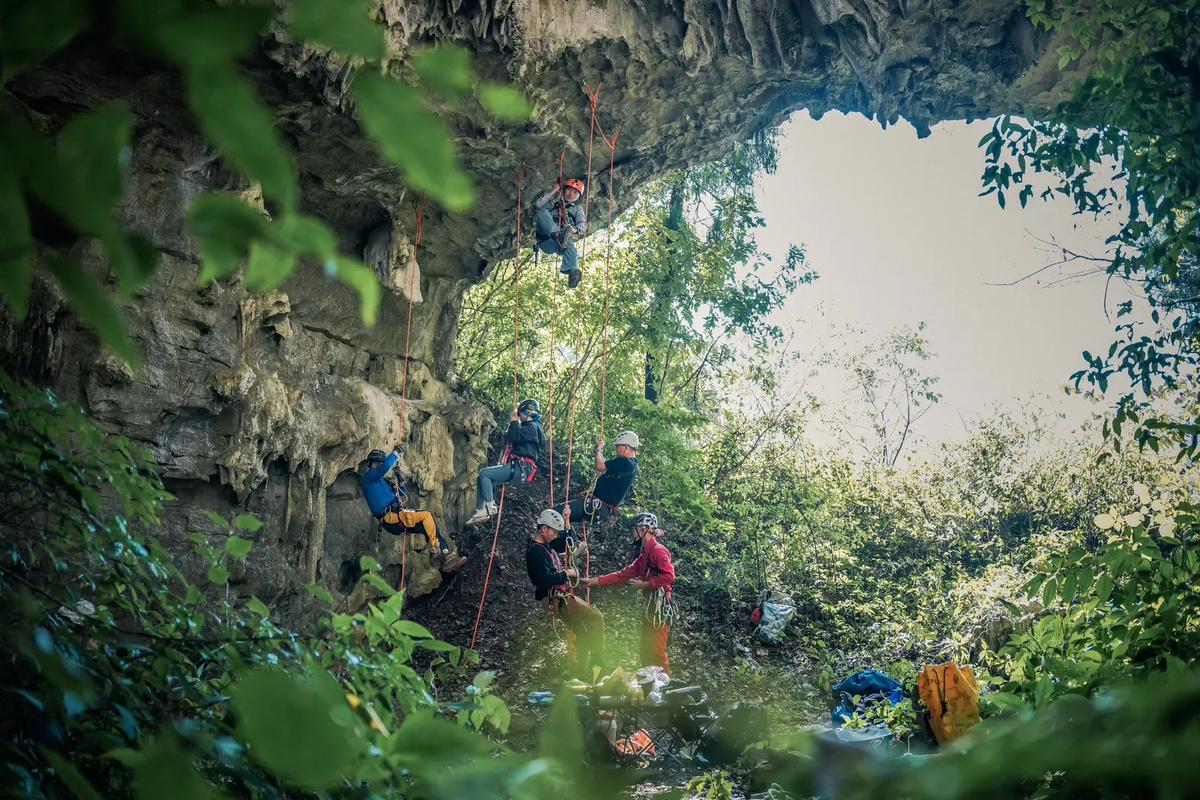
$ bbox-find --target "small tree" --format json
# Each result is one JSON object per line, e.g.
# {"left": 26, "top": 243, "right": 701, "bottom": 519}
{"left": 841, "top": 323, "right": 942, "bottom": 467}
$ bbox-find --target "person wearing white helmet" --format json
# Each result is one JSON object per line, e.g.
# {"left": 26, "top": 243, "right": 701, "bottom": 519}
{"left": 561, "top": 430, "right": 640, "bottom": 528}
{"left": 582, "top": 511, "right": 675, "bottom": 674}
{"left": 526, "top": 508, "right": 605, "bottom": 676}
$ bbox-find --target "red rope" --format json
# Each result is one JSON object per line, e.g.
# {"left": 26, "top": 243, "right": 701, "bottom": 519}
{"left": 600, "top": 127, "right": 619, "bottom": 439}
{"left": 400, "top": 533, "right": 407, "bottom": 592}
{"left": 564, "top": 84, "right": 603, "bottom": 599}
{"left": 394, "top": 202, "right": 425, "bottom": 593}
{"left": 576, "top": 83, "right": 600, "bottom": 280}
{"left": 546, "top": 152, "right": 566, "bottom": 508}
{"left": 470, "top": 170, "right": 525, "bottom": 651}
{"left": 563, "top": 86, "right": 600, "bottom": 510}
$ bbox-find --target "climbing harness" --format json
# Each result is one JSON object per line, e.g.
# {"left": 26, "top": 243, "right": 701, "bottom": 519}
{"left": 646, "top": 587, "right": 673, "bottom": 629}
{"left": 497, "top": 443, "right": 539, "bottom": 484}
{"left": 470, "top": 170, "right": 526, "bottom": 651}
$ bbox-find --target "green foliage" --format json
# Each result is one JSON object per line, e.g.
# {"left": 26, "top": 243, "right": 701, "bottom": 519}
{"left": 686, "top": 770, "right": 735, "bottom": 800}
{"left": 455, "top": 139, "right": 806, "bottom": 519}
{"left": 978, "top": 0, "right": 1200, "bottom": 456}
{"left": 0, "top": 370, "right": 609, "bottom": 798}
{"left": 352, "top": 71, "right": 474, "bottom": 211}
{"left": 839, "top": 697, "right": 918, "bottom": 739}
{"left": 288, "top": 0, "right": 385, "bottom": 60}
{"left": 0, "top": 0, "right": 531, "bottom": 365}
{"left": 767, "top": 672, "right": 1200, "bottom": 798}
{"left": 996, "top": 475, "right": 1200, "bottom": 706}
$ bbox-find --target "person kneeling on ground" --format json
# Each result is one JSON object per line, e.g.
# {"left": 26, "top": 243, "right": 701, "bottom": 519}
{"left": 562, "top": 430, "right": 640, "bottom": 528}
{"left": 583, "top": 511, "right": 675, "bottom": 675}
{"left": 534, "top": 178, "right": 587, "bottom": 289}
{"left": 361, "top": 447, "right": 466, "bottom": 571}
{"left": 526, "top": 508, "right": 605, "bottom": 677}
{"left": 466, "top": 398, "right": 546, "bottom": 526}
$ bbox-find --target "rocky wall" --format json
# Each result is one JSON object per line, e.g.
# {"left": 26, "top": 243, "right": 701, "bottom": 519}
{"left": 1, "top": 0, "right": 1073, "bottom": 622}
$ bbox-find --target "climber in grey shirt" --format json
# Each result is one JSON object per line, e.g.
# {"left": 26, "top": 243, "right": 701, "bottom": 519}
{"left": 534, "top": 178, "right": 587, "bottom": 289}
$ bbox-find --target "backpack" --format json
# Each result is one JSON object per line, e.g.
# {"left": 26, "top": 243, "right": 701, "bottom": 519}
{"left": 830, "top": 669, "right": 905, "bottom": 726}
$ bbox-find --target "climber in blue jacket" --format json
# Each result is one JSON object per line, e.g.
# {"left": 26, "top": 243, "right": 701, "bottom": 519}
{"left": 362, "top": 447, "right": 465, "bottom": 569}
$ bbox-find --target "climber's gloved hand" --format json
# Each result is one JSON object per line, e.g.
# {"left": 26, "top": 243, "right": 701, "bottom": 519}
{"left": 393, "top": 443, "right": 408, "bottom": 454}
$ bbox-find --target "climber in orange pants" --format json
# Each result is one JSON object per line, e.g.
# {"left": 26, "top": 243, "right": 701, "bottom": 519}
{"left": 583, "top": 511, "right": 674, "bottom": 675}
{"left": 362, "top": 448, "right": 466, "bottom": 570}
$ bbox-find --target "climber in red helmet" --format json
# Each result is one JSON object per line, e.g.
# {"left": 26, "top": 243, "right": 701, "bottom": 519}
{"left": 534, "top": 177, "right": 587, "bottom": 289}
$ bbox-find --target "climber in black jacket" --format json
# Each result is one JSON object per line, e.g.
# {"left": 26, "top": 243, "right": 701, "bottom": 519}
{"left": 526, "top": 508, "right": 604, "bottom": 676}
{"left": 467, "top": 398, "right": 547, "bottom": 526}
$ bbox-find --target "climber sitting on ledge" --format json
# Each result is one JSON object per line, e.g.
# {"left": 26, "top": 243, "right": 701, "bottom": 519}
{"left": 362, "top": 447, "right": 466, "bottom": 571}
{"left": 561, "top": 430, "right": 640, "bottom": 529}
{"left": 466, "top": 397, "right": 546, "bottom": 526}
{"left": 534, "top": 178, "right": 587, "bottom": 289}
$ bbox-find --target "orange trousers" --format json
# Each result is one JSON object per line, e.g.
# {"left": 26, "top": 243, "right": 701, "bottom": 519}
{"left": 641, "top": 621, "right": 671, "bottom": 676}
{"left": 380, "top": 509, "right": 439, "bottom": 550}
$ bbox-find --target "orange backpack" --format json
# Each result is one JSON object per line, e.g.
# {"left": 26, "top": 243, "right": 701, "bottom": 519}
{"left": 918, "top": 661, "right": 981, "bottom": 744}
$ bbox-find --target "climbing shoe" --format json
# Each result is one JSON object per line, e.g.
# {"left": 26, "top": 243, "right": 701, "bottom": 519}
{"left": 466, "top": 502, "right": 497, "bottom": 526}
{"left": 567, "top": 270, "right": 582, "bottom": 289}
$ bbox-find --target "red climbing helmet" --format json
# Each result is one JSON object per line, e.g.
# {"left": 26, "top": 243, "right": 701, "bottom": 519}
{"left": 564, "top": 178, "right": 585, "bottom": 195}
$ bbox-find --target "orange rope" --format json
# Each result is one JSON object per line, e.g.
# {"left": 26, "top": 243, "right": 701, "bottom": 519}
{"left": 565, "top": 84, "right": 602, "bottom": 599}
{"left": 394, "top": 202, "right": 425, "bottom": 593}
{"left": 546, "top": 152, "right": 566, "bottom": 508}
{"left": 470, "top": 171, "right": 525, "bottom": 651}
{"left": 563, "top": 87, "right": 600, "bottom": 510}
{"left": 600, "top": 126, "right": 619, "bottom": 439}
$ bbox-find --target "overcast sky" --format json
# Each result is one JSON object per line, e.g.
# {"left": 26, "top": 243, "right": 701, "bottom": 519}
{"left": 754, "top": 111, "right": 1141, "bottom": 457}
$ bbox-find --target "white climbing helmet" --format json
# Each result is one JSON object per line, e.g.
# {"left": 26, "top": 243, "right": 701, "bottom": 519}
{"left": 630, "top": 511, "right": 658, "bottom": 530}
{"left": 536, "top": 509, "right": 566, "bottom": 531}
{"left": 613, "top": 430, "right": 640, "bottom": 449}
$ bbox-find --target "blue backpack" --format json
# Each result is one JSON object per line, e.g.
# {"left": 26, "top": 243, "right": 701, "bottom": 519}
{"left": 831, "top": 669, "right": 905, "bottom": 726}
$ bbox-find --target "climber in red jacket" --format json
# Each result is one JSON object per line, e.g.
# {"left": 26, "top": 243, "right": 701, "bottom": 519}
{"left": 582, "top": 511, "right": 675, "bottom": 675}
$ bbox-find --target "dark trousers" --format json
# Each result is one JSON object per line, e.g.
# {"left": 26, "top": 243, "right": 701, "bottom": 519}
{"left": 562, "top": 495, "right": 615, "bottom": 527}
{"left": 557, "top": 593, "right": 605, "bottom": 677}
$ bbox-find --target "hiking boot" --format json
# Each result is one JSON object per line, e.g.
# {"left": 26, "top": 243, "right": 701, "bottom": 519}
{"left": 442, "top": 553, "right": 469, "bottom": 572}
{"left": 567, "top": 270, "right": 582, "bottom": 289}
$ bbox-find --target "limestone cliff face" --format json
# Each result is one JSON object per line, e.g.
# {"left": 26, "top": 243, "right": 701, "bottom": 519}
{"left": 0, "top": 0, "right": 1068, "bottom": 621}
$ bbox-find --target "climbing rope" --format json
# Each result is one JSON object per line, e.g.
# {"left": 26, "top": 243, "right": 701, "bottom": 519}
{"left": 394, "top": 201, "right": 425, "bottom": 593}
{"left": 545, "top": 151, "right": 566, "bottom": 509}
{"left": 470, "top": 171, "right": 525, "bottom": 651}
{"left": 599, "top": 126, "right": 619, "bottom": 437}
{"left": 562, "top": 84, "right": 604, "bottom": 599}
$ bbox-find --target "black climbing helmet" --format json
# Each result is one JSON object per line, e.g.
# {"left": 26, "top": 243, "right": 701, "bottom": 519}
{"left": 366, "top": 449, "right": 388, "bottom": 464}
{"left": 518, "top": 398, "right": 542, "bottom": 415}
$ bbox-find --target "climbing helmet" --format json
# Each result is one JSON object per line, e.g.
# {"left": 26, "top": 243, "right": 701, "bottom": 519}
{"left": 536, "top": 509, "right": 566, "bottom": 531}
{"left": 366, "top": 449, "right": 388, "bottom": 464}
{"left": 630, "top": 512, "right": 658, "bottom": 530}
{"left": 613, "top": 430, "right": 640, "bottom": 449}
{"left": 564, "top": 178, "right": 585, "bottom": 195}
{"left": 518, "top": 398, "right": 542, "bottom": 415}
